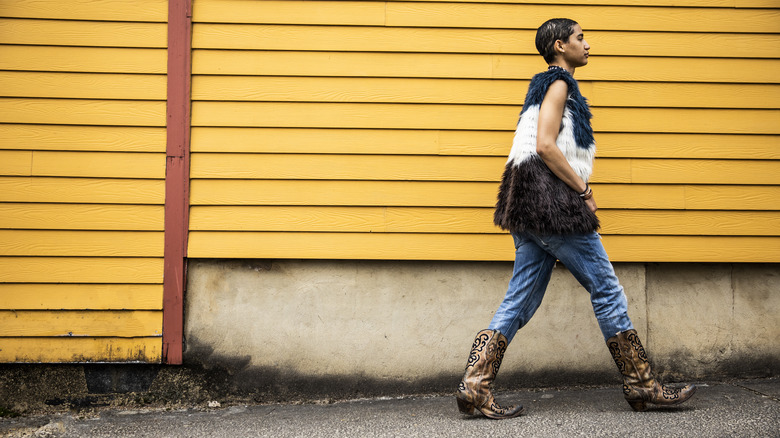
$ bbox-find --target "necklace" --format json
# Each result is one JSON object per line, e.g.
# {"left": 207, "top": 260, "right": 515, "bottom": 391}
{"left": 548, "top": 65, "right": 569, "bottom": 74}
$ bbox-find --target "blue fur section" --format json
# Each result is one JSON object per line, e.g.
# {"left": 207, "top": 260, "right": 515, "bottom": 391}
{"left": 519, "top": 68, "right": 594, "bottom": 150}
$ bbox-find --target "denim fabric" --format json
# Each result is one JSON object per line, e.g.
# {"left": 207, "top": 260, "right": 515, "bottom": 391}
{"left": 488, "top": 231, "right": 633, "bottom": 343}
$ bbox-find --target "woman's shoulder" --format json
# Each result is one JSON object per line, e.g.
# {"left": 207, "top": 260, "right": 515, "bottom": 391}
{"left": 524, "top": 68, "right": 576, "bottom": 107}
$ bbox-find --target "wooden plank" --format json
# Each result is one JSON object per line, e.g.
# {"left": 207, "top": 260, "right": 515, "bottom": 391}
{"left": 190, "top": 180, "right": 780, "bottom": 210}
{"left": 0, "top": 46, "right": 166, "bottom": 74}
{"left": 0, "top": 311, "right": 162, "bottom": 337}
{"left": 193, "top": 50, "right": 780, "bottom": 83}
{"left": 0, "top": 337, "right": 161, "bottom": 363}
{"left": 0, "top": 230, "right": 163, "bottom": 257}
{"left": 192, "top": 24, "right": 537, "bottom": 53}
{"left": 193, "top": 0, "right": 386, "bottom": 25}
{"left": 442, "top": 132, "right": 780, "bottom": 159}
{"left": 193, "top": 76, "right": 780, "bottom": 109}
{"left": 192, "top": 154, "right": 780, "bottom": 185}
{"left": 0, "top": 18, "right": 166, "bottom": 48}
{"left": 191, "top": 127, "right": 443, "bottom": 154}
{"left": 192, "top": 102, "right": 517, "bottom": 130}
{"left": 630, "top": 159, "right": 780, "bottom": 185}
{"left": 190, "top": 206, "right": 780, "bottom": 236}
{"left": 190, "top": 179, "right": 500, "bottom": 207}
{"left": 0, "top": 72, "right": 166, "bottom": 101}
{"left": 0, "top": 257, "right": 163, "bottom": 283}
{"left": 193, "top": 50, "right": 495, "bottom": 78}
{"left": 0, "top": 151, "right": 32, "bottom": 176}
{"left": 0, "top": 177, "right": 164, "bottom": 204}
{"left": 586, "top": 82, "right": 780, "bottom": 109}
{"left": 0, "top": 125, "right": 166, "bottom": 153}
{"left": 191, "top": 128, "right": 779, "bottom": 159}
{"left": 190, "top": 153, "right": 505, "bottom": 181}
{"left": 593, "top": 108, "right": 780, "bottom": 134}
{"left": 599, "top": 210, "right": 780, "bottom": 236}
{"left": 0, "top": 0, "right": 167, "bottom": 22}
{"left": 0, "top": 284, "right": 163, "bottom": 310}
{"left": 31, "top": 151, "right": 165, "bottom": 179}
{"left": 684, "top": 186, "right": 780, "bottom": 210}
{"left": 163, "top": 0, "right": 193, "bottom": 365}
{"left": 0, "top": 98, "right": 165, "bottom": 127}
{"left": 192, "top": 76, "right": 530, "bottom": 105}
{"left": 385, "top": 3, "right": 780, "bottom": 33}
{"left": 602, "top": 235, "right": 780, "bottom": 262}
{"left": 190, "top": 153, "right": 631, "bottom": 183}
{"left": 190, "top": 206, "right": 390, "bottom": 232}
{"left": 192, "top": 102, "right": 780, "bottom": 134}
{"left": 594, "top": 133, "right": 780, "bottom": 160}
{"left": 192, "top": 24, "right": 780, "bottom": 58}
{"left": 0, "top": 204, "right": 163, "bottom": 231}
{"left": 601, "top": 185, "right": 780, "bottom": 210}
{"left": 187, "top": 231, "right": 780, "bottom": 262}
{"left": 395, "top": 0, "right": 779, "bottom": 6}
{"left": 191, "top": 1, "right": 780, "bottom": 31}
{"left": 188, "top": 231, "right": 510, "bottom": 260}
{"left": 495, "top": 56, "right": 780, "bottom": 83}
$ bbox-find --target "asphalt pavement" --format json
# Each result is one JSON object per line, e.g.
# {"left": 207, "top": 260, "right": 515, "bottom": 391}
{"left": 2, "top": 378, "right": 778, "bottom": 437}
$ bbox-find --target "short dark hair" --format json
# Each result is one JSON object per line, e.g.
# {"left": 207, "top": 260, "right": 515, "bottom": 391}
{"left": 535, "top": 18, "right": 579, "bottom": 64}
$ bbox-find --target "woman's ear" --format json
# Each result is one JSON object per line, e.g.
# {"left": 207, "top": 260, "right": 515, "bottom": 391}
{"left": 554, "top": 39, "right": 565, "bottom": 54}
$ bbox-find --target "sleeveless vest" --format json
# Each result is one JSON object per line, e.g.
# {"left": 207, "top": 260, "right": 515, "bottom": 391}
{"left": 493, "top": 67, "right": 600, "bottom": 235}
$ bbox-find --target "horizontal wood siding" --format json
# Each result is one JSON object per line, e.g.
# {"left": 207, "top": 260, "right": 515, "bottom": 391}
{"left": 0, "top": 1, "right": 166, "bottom": 363}
{"left": 189, "top": 0, "right": 780, "bottom": 263}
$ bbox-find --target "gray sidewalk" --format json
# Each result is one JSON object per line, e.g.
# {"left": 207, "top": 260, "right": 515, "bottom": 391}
{"left": 2, "top": 378, "right": 778, "bottom": 437}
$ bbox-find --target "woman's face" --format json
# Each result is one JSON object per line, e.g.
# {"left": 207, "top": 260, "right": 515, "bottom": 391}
{"left": 560, "top": 24, "right": 590, "bottom": 68}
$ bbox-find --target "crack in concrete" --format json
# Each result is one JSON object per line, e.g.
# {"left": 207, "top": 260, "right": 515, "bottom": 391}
{"left": 733, "top": 382, "right": 780, "bottom": 403}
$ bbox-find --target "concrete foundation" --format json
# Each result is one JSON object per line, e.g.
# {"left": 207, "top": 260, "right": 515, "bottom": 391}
{"left": 184, "top": 260, "right": 779, "bottom": 399}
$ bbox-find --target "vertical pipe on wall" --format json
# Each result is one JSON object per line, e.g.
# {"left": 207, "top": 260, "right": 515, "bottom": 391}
{"left": 163, "top": 0, "right": 192, "bottom": 365}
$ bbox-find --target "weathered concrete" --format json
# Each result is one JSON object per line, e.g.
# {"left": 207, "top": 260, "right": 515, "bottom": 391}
{"left": 184, "top": 259, "right": 779, "bottom": 399}
{"left": 647, "top": 263, "right": 780, "bottom": 380}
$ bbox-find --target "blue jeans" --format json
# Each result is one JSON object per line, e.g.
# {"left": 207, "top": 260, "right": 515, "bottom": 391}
{"left": 488, "top": 231, "right": 633, "bottom": 343}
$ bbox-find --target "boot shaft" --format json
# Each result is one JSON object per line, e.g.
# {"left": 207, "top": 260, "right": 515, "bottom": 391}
{"left": 463, "top": 329, "right": 508, "bottom": 381}
{"left": 607, "top": 329, "right": 654, "bottom": 389}
{"left": 457, "top": 329, "right": 524, "bottom": 419}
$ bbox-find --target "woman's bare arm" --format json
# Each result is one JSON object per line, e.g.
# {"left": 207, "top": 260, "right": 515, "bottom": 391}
{"left": 536, "top": 79, "right": 597, "bottom": 212}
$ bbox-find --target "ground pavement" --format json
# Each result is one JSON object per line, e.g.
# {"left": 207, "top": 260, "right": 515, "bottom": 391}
{"left": 1, "top": 378, "right": 778, "bottom": 437}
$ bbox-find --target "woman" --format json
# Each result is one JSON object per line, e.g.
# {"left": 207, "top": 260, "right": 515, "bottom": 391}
{"left": 455, "top": 18, "right": 696, "bottom": 419}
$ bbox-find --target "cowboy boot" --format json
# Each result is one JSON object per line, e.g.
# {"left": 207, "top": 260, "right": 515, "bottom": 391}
{"left": 456, "top": 329, "right": 524, "bottom": 419}
{"left": 607, "top": 329, "right": 696, "bottom": 411}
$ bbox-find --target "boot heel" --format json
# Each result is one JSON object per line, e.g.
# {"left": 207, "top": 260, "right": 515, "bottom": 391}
{"left": 628, "top": 400, "right": 647, "bottom": 412}
{"left": 456, "top": 397, "right": 476, "bottom": 415}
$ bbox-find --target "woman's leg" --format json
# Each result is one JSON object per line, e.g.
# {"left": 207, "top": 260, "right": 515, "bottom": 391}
{"left": 548, "top": 232, "right": 633, "bottom": 341}
{"left": 547, "top": 233, "right": 695, "bottom": 411}
{"left": 488, "top": 232, "right": 558, "bottom": 344}
{"left": 456, "top": 232, "right": 554, "bottom": 419}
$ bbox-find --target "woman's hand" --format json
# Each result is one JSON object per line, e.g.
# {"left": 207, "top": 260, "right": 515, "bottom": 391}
{"left": 585, "top": 195, "right": 597, "bottom": 213}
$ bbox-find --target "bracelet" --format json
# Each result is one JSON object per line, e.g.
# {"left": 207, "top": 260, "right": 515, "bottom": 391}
{"left": 579, "top": 184, "right": 593, "bottom": 200}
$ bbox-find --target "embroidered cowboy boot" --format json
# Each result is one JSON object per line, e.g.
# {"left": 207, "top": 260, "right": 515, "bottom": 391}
{"left": 456, "top": 329, "right": 524, "bottom": 419}
{"left": 607, "top": 329, "right": 696, "bottom": 411}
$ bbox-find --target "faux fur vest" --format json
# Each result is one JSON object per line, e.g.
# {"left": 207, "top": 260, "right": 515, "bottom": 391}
{"left": 494, "top": 67, "right": 600, "bottom": 235}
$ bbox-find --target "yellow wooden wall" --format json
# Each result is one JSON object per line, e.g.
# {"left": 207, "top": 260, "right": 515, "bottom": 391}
{"left": 0, "top": 1, "right": 167, "bottom": 362}
{"left": 189, "top": 0, "right": 780, "bottom": 263}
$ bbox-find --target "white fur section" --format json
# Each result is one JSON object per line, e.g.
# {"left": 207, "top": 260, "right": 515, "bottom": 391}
{"left": 506, "top": 105, "right": 540, "bottom": 166}
{"left": 506, "top": 104, "right": 596, "bottom": 182}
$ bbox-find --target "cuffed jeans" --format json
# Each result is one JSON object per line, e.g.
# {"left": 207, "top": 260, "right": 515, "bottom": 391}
{"left": 488, "top": 231, "right": 633, "bottom": 344}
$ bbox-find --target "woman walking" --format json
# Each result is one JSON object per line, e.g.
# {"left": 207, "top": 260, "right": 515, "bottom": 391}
{"left": 455, "top": 18, "right": 696, "bottom": 419}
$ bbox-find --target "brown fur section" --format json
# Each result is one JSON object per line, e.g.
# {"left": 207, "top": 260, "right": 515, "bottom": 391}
{"left": 494, "top": 155, "right": 599, "bottom": 235}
